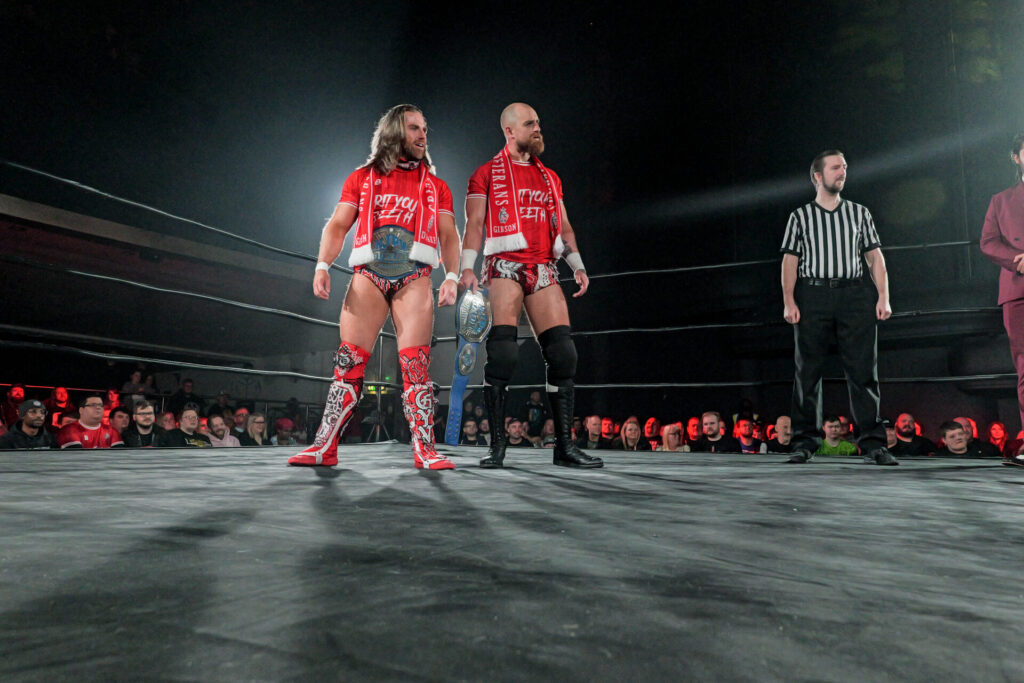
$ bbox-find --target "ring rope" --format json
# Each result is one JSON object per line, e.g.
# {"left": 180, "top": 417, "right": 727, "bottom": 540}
{"left": 565, "top": 240, "right": 973, "bottom": 283}
{"left": 0, "top": 252, "right": 399, "bottom": 341}
{"left": 0, "top": 340, "right": 403, "bottom": 389}
{"left": 440, "top": 372, "right": 1016, "bottom": 392}
{"left": 3, "top": 160, "right": 973, "bottom": 282}
{"left": 433, "top": 305, "right": 1001, "bottom": 344}
{"left": 2, "top": 159, "right": 353, "bottom": 274}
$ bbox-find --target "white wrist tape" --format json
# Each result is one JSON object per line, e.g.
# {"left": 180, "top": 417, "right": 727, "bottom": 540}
{"left": 565, "top": 252, "right": 585, "bottom": 273}
{"left": 315, "top": 261, "right": 330, "bottom": 272}
{"left": 460, "top": 249, "right": 478, "bottom": 272}
{"left": 444, "top": 271, "right": 459, "bottom": 282}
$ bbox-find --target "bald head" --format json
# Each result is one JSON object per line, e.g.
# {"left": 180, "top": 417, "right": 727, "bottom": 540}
{"left": 500, "top": 102, "right": 532, "bottom": 131}
{"left": 501, "top": 103, "right": 544, "bottom": 156}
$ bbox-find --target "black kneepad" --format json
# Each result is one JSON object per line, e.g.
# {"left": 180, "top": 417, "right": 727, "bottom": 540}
{"left": 485, "top": 325, "right": 519, "bottom": 384}
{"left": 538, "top": 325, "right": 577, "bottom": 388}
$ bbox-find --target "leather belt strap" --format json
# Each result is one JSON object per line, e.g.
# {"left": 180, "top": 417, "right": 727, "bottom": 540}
{"left": 799, "top": 277, "right": 864, "bottom": 288}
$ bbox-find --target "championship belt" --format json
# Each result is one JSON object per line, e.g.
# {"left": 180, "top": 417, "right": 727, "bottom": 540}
{"left": 444, "top": 288, "right": 492, "bottom": 445}
{"left": 365, "top": 224, "right": 416, "bottom": 278}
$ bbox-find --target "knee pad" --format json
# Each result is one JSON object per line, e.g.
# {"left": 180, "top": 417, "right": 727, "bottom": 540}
{"left": 538, "top": 325, "right": 576, "bottom": 389}
{"left": 485, "top": 325, "right": 519, "bottom": 384}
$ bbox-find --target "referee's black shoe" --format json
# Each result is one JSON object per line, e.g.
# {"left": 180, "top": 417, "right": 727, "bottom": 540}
{"left": 865, "top": 447, "right": 899, "bottom": 466}
{"left": 786, "top": 448, "right": 814, "bottom": 464}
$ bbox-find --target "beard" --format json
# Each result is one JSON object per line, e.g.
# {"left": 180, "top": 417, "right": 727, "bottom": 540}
{"left": 822, "top": 178, "right": 844, "bottom": 194}
{"left": 517, "top": 134, "right": 545, "bottom": 156}
{"left": 897, "top": 427, "right": 915, "bottom": 438}
{"left": 403, "top": 140, "right": 426, "bottom": 160}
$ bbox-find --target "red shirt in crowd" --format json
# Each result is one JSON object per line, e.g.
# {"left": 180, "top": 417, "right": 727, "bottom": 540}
{"left": 57, "top": 420, "right": 124, "bottom": 449}
{"left": 339, "top": 165, "right": 454, "bottom": 233}
{"left": 468, "top": 159, "right": 564, "bottom": 264}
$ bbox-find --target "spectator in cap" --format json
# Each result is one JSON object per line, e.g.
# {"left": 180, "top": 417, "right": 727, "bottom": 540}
{"left": 0, "top": 399, "right": 56, "bottom": 449}
{"left": 206, "top": 390, "right": 234, "bottom": 419}
{"left": 231, "top": 405, "right": 250, "bottom": 439}
{"left": 271, "top": 417, "right": 297, "bottom": 446}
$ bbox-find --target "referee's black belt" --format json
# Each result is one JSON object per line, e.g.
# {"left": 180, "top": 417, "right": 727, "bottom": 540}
{"left": 799, "top": 277, "right": 864, "bottom": 288}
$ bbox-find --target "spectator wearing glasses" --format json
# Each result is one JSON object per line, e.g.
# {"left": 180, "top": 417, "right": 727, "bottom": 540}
{"left": 164, "top": 407, "right": 212, "bottom": 448}
{"left": 58, "top": 394, "right": 125, "bottom": 449}
{"left": 0, "top": 399, "right": 56, "bottom": 449}
{"left": 122, "top": 400, "right": 168, "bottom": 448}
{"left": 238, "top": 412, "right": 268, "bottom": 446}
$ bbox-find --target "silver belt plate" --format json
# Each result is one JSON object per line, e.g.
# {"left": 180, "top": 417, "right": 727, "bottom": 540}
{"left": 366, "top": 224, "right": 415, "bottom": 278}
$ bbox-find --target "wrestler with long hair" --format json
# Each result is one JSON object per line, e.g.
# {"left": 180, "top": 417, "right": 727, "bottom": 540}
{"left": 290, "top": 105, "right": 460, "bottom": 469}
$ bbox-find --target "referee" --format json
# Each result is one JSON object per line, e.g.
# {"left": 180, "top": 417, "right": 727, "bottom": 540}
{"left": 779, "top": 150, "right": 897, "bottom": 465}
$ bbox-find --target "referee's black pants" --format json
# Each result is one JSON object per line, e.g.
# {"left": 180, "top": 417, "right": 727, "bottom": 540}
{"left": 790, "top": 280, "right": 886, "bottom": 452}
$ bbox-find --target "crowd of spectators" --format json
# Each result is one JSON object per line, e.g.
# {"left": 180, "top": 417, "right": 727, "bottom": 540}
{"left": 454, "top": 393, "right": 1019, "bottom": 461}
{"left": 2, "top": 375, "right": 1023, "bottom": 460}
{"left": 0, "top": 373, "right": 314, "bottom": 451}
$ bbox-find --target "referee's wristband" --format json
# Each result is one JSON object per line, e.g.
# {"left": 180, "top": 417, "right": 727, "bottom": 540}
{"left": 444, "top": 272, "right": 459, "bottom": 283}
{"left": 460, "top": 249, "right": 478, "bottom": 272}
{"left": 315, "top": 261, "right": 331, "bottom": 272}
{"left": 565, "top": 252, "right": 585, "bottom": 273}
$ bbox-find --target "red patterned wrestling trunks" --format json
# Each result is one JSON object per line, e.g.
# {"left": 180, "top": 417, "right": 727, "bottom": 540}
{"left": 355, "top": 264, "right": 432, "bottom": 301}
{"left": 481, "top": 256, "right": 560, "bottom": 296}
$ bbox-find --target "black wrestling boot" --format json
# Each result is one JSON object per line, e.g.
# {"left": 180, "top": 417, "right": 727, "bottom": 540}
{"left": 479, "top": 382, "right": 508, "bottom": 469}
{"left": 549, "top": 386, "right": 603, "bottom": 469}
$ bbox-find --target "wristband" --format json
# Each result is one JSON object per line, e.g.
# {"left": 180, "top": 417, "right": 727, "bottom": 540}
{"left": 315, "top": 261, "right": 330, "bottom": 272}
{"left": 460, "top": 249, "right": 478, "bottom": 272}
{"left": 444, "top": 272, "right": 459, "bottom": 283}
{"left": 565, "top": 252, "right": 585, "bottom": 273}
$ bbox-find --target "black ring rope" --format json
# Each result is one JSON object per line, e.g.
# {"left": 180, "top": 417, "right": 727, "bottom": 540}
{"left": 3, "top": 160, "right": 973, "bottom": 283}
{"left": 432, "top": 305, "right": 1001, "bottom": 344}
{"left": 563, "top": 240, "right": 973, "bottom": 283}
{"left": 439, "top": 372, "right": 1016, "bottom": 392}
{"left": 0, "top": 252, "right": 399, "bottom": 341}
{"left": 4, "top": 158, "right": 1003, "bottom": 397}
{"left": 0, "top": 340, "right": 1010, "bottom": 398}
{"left": 0, "top": 340, "right": 403, "bottom": 390}
{"left": 2, "top": 160, "right": 353, "bottom": 274}
{"left": 0, "top": 238, "right": 998, "bottom": 347}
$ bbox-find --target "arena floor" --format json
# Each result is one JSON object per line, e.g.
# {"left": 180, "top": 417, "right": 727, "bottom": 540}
{"left": 2, "top": 444, "right": 1022, "bottom": 681}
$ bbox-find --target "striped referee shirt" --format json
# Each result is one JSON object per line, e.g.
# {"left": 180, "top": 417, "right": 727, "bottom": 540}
{"left": 779, "top": 199, "right": 881, "bottom": 279}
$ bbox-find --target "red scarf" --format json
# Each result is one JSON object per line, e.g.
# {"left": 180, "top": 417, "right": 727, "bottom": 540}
{"left": 349, "top": 161, "right": 440, "bottom": 268}
{"left": 484, "top": 147, "right": 564, "bottom": 259}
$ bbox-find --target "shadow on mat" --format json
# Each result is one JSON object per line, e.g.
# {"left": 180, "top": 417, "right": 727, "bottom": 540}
{"left": 0, "top": 508, "right": 256, "bottom": 680}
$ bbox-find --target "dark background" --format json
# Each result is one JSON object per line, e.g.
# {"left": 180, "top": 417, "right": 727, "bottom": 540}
{"left": 1, "top": 1, "right": 1023, "bottom": 432}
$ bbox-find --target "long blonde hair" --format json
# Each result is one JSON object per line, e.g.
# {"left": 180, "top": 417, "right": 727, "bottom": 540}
{"left": 247, "top": 412, "right": 267, "bottom": 445}
{"left": 363, "top": 104, "right": 434, "bottom": 175}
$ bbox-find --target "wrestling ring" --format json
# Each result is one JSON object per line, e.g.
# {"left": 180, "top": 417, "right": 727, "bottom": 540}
{"left": 1, "top": 162, "right": 1022, "bottom": 680}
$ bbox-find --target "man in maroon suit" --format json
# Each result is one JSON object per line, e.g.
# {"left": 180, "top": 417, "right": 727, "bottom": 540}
{"left": 980, "top": 133, "right": 1024, "bottom": 463}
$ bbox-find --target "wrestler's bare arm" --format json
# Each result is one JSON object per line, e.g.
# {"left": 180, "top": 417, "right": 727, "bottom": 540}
{"left": 312, "top": 202, "right": 358, "bottom": 300}
{"left": 459, "top": 196, "right": 487, "bottom": 291}
{"left": 559, "top": 202, "right": 589, "bottom": 297}
{"left": 437, "top": 212, "right": 459, "bottom": 306}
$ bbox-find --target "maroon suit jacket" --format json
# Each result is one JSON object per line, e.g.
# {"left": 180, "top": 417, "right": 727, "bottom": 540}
{"left": 980, "top": 182, "right": 1024, "bottom": 305}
